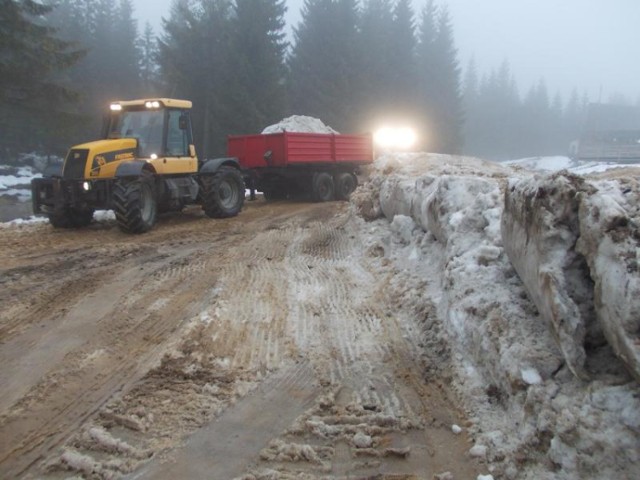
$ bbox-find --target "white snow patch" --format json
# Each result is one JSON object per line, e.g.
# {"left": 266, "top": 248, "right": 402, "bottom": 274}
{"left": 477, "top": 475, "right": 495, "bottom": 480}
{"left": 1, "top": 215, "right": 49, "bottom": 227}
{"left": 94, "top": 210, "right": 116, "bottom": 221}
{"left": 521, "top": 368, "right": 542, "bottom": 385}
{"left": 352, "top": 431, "right": 373, "bottom": 448}
{"left": 469, "top": 444, "right": 488, "bottom": 458}
{"left": 451, "top": 424, "right": 463, "bottom": 434}
{"left": 504, "top": 155, "right": 639, "bottom": 174}
{"left": 261, "top": 115, "right": 338, "bottom": 134}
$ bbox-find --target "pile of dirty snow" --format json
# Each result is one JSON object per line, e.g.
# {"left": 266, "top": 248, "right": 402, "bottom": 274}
{"left": 261, "top": 115, "right": 338, "bottom": 134}
{"left": 352, "top": 152, "right": 640, "bottom": 480}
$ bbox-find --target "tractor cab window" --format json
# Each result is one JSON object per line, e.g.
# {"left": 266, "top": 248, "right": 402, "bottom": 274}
{"left": 166, "top": 110, "right": 191, "bottom": 157}
{"left": 108, "top": 109, "right": 164, "bottom": 158}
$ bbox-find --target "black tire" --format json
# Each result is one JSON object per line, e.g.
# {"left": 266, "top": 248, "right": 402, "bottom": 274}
{"left": 113, "top": 172, "right": 157, "bottom": 234}
{"left": 201, "top": 166, "right": 245, "bottom": 218}
{"left": 312, "top": 172, "right": 335, "bottom": 202}
{"left": 334, "top": 172, "right": 358, "bottom": 201}
{"left": 48, "top": 208, "right": 94, "bottom": 228}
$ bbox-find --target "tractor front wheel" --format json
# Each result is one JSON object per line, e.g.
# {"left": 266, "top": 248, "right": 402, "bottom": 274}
{"left": 113, "top": 172, "right": 157, "bottom": 234}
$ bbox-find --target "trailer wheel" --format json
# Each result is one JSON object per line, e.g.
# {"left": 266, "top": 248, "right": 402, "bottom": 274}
{"left": 312, "top": 172, "right": 335, "bottom": 202}
{"left": 334, "top": 172, "right": 358, "bottom": 201}
{"left": 48, "top": 208, "right": 94, "bottom": 228}
{"left": 201, "top": 166, "right": 244, "bottom": 218}
{"left": 113, "top": 172, "right": 157, "bottom": 234}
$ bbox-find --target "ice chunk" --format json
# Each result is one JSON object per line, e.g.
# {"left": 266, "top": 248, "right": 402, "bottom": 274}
{"left": 521, "top": 368, "right": 542, "bottom": 385}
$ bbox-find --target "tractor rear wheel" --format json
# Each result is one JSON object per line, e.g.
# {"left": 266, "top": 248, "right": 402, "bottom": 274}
{"left": 334, "top": 172, "right": 358, "bottom": 200}
{"left": 48, "top": 208, "right": 94, "bottom": 228}
{"left": 312, "top": 172, "right": 334, "bottom": 202}
{"left": 113, "top": 172, "right": 157, "bottom": 234}
{"left": 201, "top": 166, "right": 244, "bottom": 218}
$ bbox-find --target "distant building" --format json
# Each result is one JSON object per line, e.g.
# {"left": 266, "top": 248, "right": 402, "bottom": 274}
{"left": 574, "top": 103, "right": 640, "bottom": 160}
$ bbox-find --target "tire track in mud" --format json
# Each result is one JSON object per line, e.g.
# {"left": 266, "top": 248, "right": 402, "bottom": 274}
{"left": 0, "top": 202, "right": 334, "bottom": 479}
{"left": 0, "top": 201, "right": 478, "bottom": 479}
{"left": 0, "top": 246, "right": 221, "bottom": 478}
{"left": 236, "top": 212, "right": 478, "bottom": 479}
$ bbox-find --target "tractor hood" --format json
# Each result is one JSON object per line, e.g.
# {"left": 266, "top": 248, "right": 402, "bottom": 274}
{"left": 65, "top": 138, "right": 139, "bottom": 179}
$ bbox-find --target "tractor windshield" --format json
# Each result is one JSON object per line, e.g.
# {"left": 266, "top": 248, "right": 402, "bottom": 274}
{"left": 108, "top": 109, "right": 164, "bottom": 158}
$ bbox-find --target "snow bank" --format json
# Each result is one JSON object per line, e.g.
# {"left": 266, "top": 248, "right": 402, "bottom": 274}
{"left": 261, "top": 115, "right": 338, "bottom": 134}
{"left": 577, "top": 179, "right": 640, "bottom": 382}
{"left": 355, "top": 152, "right": 640, "bottom": 479}
{"left": 503, "top": 173, "right": 640, "bottom": 383}
{"left": 502, "top": 173, "right": 596, "bottom": 380}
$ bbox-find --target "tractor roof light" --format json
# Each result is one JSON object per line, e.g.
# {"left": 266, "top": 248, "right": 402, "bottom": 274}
{"left": 110, "top": 103, "right": 122, "bottom": 111}
{"left": 145, "top": 101, "right": 161, "bottom": 109}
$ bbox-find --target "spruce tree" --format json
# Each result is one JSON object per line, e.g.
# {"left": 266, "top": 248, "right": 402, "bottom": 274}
{"left": 158, "top": 0, "right": 234, "bottom": 156}
{"left": 113, "top": 0, "right": 142, "bottom": 97}
{"left": 416, "top": 2, "right": 463, "bottom": 153}
{"left": 139, "top": 22, "right": 160, "bottom": 94}
{"left": 226, "top": 0, "right": 288, "bottom": 134}
{"left": 0, "top": 0, "right": 82, "bottom": 154}
{"left": 359, "top": 0, "right": 395, "bottom": 118}
{"left": 390, "top": 0, "right": 417, "bottom": 94}
{"left": 288, "top": 0, "right": 361, "bottom": 131}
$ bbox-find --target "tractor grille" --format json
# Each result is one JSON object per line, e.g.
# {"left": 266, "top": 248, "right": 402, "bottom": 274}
{"left": 63, "top": 149, "right": 89, "bottom": 179}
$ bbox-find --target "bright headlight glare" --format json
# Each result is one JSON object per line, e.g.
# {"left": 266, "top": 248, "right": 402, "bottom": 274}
{"left": 150, "top": 153, "right": 158, "bottom": 159}
{"left": 82, "top": 181, "right": 91, "bottom": 191}
{"left": 374, "top": 126, "right": 417, "bottom": 149}
{"left": 110, "top": 104, "right": 122, "bottom": 111}
{"left": 145, "top": 101, "right": 161, "bottom": 109}
{"left": 396, "top": 128, "right": 417, "bottom": 149}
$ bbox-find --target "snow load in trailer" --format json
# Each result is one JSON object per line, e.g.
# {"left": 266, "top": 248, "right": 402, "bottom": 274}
{"left": 228, "top": 131, "right": 373, "bottom": 202}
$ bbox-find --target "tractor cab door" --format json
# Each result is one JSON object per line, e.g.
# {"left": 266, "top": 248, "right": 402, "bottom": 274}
{"left": 149, "top": 109, "right": 198, "bottom": 174}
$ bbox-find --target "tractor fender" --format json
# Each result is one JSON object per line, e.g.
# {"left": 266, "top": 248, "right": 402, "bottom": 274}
{"left": 115, "top": 160, "right": 156, "bottom": 177}
{"left": 200, "top": 157, "right": 240, "bottom": 174}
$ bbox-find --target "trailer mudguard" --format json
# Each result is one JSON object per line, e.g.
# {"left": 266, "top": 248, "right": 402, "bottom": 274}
{"left": 200, "top": 157, "right": 240, "bottom": 174}
{"left": 115, "top": 160, "right": 156, "bottom": 177}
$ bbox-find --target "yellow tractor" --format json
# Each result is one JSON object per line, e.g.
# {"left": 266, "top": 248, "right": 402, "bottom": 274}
{"left": 31, "top": 98, "right": 244, "bottom": 233}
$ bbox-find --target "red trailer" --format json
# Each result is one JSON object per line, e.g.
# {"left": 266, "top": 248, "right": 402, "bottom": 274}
{"left": 227, "top": 132, "right": 373, "bottom": 201}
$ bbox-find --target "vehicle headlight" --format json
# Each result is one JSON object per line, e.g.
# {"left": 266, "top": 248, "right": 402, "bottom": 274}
{"left": 374, "top": 126, "right": 417, "bottom": 150}
{"left": 82, "top": 181, "right": 91, "bottom": 191}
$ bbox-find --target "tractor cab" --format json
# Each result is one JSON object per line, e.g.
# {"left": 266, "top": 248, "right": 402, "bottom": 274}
{"left": 105, "top": 99, "right": 198, "bottom": 173}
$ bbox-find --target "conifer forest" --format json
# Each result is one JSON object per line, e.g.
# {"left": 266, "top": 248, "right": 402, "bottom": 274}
{"left": 0, "top": 0, "right": 619, "bottom": 161}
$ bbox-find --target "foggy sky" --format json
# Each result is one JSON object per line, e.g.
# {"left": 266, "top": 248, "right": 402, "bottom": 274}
{"left": 134, "top": 0, "right": 640, "bottom": 103}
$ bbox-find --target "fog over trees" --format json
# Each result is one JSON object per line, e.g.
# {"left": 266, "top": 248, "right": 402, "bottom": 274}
{"left": 1, "top": 0, "right": 635, "bottom": 160}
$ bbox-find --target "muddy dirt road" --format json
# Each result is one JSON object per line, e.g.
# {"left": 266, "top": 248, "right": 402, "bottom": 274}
{"left": 0, "top": 200, "right": 480, "bottom": 479}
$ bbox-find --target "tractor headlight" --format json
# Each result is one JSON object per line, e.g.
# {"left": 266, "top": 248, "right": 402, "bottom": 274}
{"left": 145, "top": 101, "right": 161, "bottom": 109}
{"left": 110, "top": 103, "right": 122, "bottom": 111}
{"left": 82, "top": 181, "right": 91, "bottom": 191}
